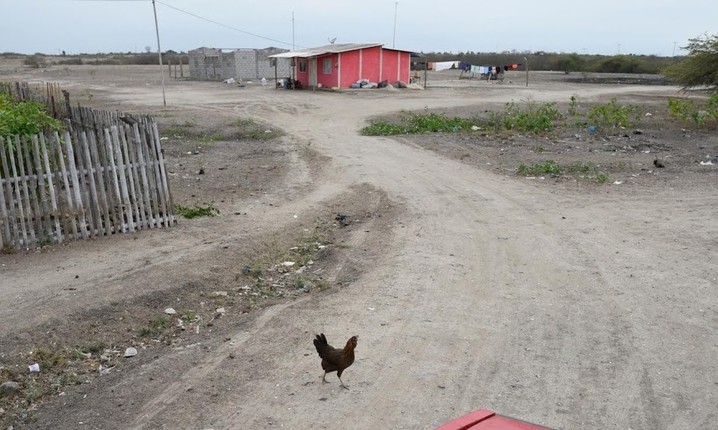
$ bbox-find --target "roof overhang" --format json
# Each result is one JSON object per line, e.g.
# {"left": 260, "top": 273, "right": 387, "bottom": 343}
{"left": 269, "top": 43, "right": 386, "bottom": 58}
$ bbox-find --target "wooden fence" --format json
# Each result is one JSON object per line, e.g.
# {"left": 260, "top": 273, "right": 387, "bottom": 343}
{"left": 0, "top": 81, "right": 71, "bottom": 120}
{"left": 0, "top": 114, "right": 175, "bottom": 249}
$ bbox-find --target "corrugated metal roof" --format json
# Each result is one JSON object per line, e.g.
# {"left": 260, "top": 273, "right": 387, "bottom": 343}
{"left": 269, "top": 43, "right": 384, "bottom": 58}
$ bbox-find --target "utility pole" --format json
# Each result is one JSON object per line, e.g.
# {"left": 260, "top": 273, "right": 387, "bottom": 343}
{"left": 392, "top": 2, "right": 398, "bottom": 48}
{"left": 672, "top": 41, "right": 677, "bottom": 57}
{"left": 151, "top": 0, "right": 167, "bottom": 107}
{"left": 292, "top": 11, "right": 295, "bottom": 51}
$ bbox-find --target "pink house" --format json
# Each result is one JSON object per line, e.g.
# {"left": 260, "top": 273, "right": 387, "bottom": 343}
{"left": 269, "top": 43, "right": 413, "bottom": 89}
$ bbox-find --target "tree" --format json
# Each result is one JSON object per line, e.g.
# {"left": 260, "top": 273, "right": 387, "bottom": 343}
{"left": 662, "top": 33, "right": 718, "bottom": 92}
{"left": 554, "top": 53, "right": 582, "bottom": 74}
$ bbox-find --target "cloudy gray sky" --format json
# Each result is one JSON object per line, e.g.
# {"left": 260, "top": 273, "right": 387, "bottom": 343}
{"left": 3, "top": 0, "right": 716, "bottom": 56}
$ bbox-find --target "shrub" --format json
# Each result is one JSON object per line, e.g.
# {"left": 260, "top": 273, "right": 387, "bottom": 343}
{"left": 586, "top": 98, "right": 639, "bottom": 132}
{"left": 501, "top": 101, "right": 562, "bottom": 133}
{"left": 667, "top": 95, "right": 718, "bottom": 125}
{"left": 0, "top": 93, "right": 64, "bottom": 138}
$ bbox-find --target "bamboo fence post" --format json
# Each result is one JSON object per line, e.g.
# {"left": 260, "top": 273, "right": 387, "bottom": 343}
{"left": 130, "top": 123, "right": 150, "bottom": 229}
{"left": 87, "top": 130, "right": 112, "bottom": 236}
{"left": 103, "top": 128, "right": 124, "bottom": 233}
{"left": 150, "top": 120, "right": 174, "bottom": 226}
{"left": 133, "top": 123, "right": 155, "bottom": 228}
{"left": 21, "top": 136, "right": 45, "bottom": 243}
{"left": 63, "top": 131, "right": 88, "bottom": 240}
{"left": 7, "top": 136, "right": 30, "bottom": 246}
{"left": 72, "top": 132, "right": 95, "bottom": 236}
{"left": 118, "top": 125, "right": 141, "bottom": 231}
{"left": 138, "top": 120, "right": 160, "bottom": 227}
{"left": 0, "top": 137, "right": 12, "bottom": 245}
{"left": 110, "top": 126, "right": 133, "bottom": 233}
{"left": 31, "top": 135, "right": 52, "bottom": 241}
{"left": 39, "top": 134, "right": 62, "bottom": 243}
{"left": 80, "top": 131, "right": 102, "bottom": 237}
{"left": 53, "top": 131, "right": 78, "bottom": 240}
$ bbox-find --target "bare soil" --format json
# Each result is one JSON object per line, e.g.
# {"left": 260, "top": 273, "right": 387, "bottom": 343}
{"left": 1, "top": 63, "right": 717, "bottom": 430}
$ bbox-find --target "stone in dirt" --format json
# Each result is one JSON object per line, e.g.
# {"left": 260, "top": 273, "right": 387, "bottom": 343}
{"left": 0, "top": 381, "right": 20, "bottom": 396}
{"left": 124, "top": 347, "right": 138, "bottom": 358}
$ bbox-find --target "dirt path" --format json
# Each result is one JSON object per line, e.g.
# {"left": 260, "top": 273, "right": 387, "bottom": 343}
{"left": 2, "top": 69, "right": 716, "bottom": 429}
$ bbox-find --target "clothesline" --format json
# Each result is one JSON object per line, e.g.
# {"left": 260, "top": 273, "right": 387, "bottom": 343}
{"left": 428, "top": 61, "right": 522, "bottom": 74}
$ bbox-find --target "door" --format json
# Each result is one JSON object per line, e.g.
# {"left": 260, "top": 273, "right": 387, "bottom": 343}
{"left": 309, "top": 57, "right": 317, "bottom": 88}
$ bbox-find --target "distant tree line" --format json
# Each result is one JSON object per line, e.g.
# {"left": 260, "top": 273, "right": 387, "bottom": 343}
{"left": 0, "top": 51, "right": 188, "bottom": 68}
{"left": 419, "top": 51, "right": 679, "bottom": 75}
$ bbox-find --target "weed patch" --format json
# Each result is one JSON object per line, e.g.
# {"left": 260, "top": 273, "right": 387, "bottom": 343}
{"left": 518, "top": 160, "right": 609, "bottom": 183}
{"left": 175, "top": 204, "right": 219, "bottom": 219}
{"left": 362, "top": 112, "right": 476, "bottom": 135}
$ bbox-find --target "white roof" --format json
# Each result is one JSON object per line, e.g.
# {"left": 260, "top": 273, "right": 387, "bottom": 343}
{"left": 269, "top": 43, "right": 383, "bottom": 58}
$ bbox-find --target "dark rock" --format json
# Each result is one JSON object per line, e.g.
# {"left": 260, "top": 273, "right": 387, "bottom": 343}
{"left": 0, "top": 381, "right": 20, "bottom": 397}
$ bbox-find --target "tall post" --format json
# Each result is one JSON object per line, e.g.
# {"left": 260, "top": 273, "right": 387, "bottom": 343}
{"left": 392, "top": 2, "right": 398, "bottom": 48}
{"left": 524, "top": 56, "right": 528, "bottom": 87}
{"left": 152, "top": 0, "right": 167, "bottom": 107}
{"left": 292, "top": 11, "right": 295, "bottom": 51}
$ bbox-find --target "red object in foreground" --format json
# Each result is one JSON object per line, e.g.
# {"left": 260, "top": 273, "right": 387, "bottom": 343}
{"left": 436, "top": 409, "right": 550, "bottom": 430}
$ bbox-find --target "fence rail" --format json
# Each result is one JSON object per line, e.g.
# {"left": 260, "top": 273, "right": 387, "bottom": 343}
{"left": 1, "top": 115, "right": 175, "bottom": 249}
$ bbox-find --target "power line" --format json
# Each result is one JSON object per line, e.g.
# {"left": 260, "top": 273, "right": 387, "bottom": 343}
{"left": 73, "top": 0, "right": 300, "bottom": 49}
{"left": 154, "top": 1, "right": 298, "bottom": 48}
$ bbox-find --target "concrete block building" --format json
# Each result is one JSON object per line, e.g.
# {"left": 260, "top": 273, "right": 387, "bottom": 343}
{"left": 189, "top": 47, "right": 291, "bottom": 81}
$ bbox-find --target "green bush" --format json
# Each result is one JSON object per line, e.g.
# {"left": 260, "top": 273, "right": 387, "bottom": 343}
{"left": 501, "top": 101, "right": 562, "bottom": 133}
{"left": 586, "top": 98, "right": 639, "bottom": 132}
{"left": 667, "top": 95, "right": 718, "bottom": 125}
{"left": 0, "top": 93, "right": 64, "bottom": 138}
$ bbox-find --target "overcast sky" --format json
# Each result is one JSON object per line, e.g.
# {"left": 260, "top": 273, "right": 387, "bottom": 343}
{"left": 2, "top": 0, "right": 716, "bottom": 56}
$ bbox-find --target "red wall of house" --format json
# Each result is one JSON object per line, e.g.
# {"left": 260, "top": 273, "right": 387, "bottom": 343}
{"left": 290, "top": 46, "right": 411, "bottom": 89}
{"left": 315, "top": 54, "right": 336, "bottom": 88}
{"left": 338, "top": 49, "right": 362, "bottom": 88}
{"left": 339, "top": 46, "right": 383, "bottom": 86}
{"left": 360, "top": 47, "right": 382, "bottom": 83}
{"left": 380, "top": 49, "right": 410, "bottom": 83}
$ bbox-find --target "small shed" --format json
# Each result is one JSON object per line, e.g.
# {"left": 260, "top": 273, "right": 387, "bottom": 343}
{"left": 269, "top": 43, "right": 413, "bottom": 89}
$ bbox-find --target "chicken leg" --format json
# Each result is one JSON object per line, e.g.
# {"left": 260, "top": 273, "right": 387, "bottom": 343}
{"left": 338, "top": 377, "right": 349, "bottom": 390}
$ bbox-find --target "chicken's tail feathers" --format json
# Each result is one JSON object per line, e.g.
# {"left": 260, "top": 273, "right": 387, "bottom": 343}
{"left": 313, "top": 333, "right": 329, "bottom": 355}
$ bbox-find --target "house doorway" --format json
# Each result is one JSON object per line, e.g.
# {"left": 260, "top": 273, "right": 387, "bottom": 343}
{"left": 309, "top": 58, "right": 317, "bottom": 88}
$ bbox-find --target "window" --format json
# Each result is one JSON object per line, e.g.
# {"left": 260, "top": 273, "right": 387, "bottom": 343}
{"left": 323, "top": 58, "right": 332, "bottom": 74}
{"left": 299, "top": 59, "right": 307, "bottom": 73}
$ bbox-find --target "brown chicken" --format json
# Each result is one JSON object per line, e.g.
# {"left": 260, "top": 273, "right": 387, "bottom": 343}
{"left": 313, "top": 333, "right": 358, "bottom": 389}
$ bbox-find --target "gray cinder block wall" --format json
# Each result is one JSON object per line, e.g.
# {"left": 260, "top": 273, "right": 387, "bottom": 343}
{"left": 189, "top": 47, "right": 291, "bottom": 81}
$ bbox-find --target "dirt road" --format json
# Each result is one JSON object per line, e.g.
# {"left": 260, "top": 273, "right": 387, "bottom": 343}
{"left": 1, "top": 66, "right": 717, "bottom": 429}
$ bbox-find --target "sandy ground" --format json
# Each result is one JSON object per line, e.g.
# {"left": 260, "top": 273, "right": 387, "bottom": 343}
{"left": 1, "top": 64, "right": 717, "bottom": 430}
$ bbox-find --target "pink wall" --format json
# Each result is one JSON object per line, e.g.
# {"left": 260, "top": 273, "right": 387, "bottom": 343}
{"left": 290, "top": 46, "right": 411, "bottom": 89}
{"left": 380, "top": 49, "right": 410, "bottom": 83}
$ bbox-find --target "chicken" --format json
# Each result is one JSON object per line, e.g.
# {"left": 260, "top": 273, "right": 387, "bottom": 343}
{"left": 313, "top": 333, "right": 358, "bottom": 389}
